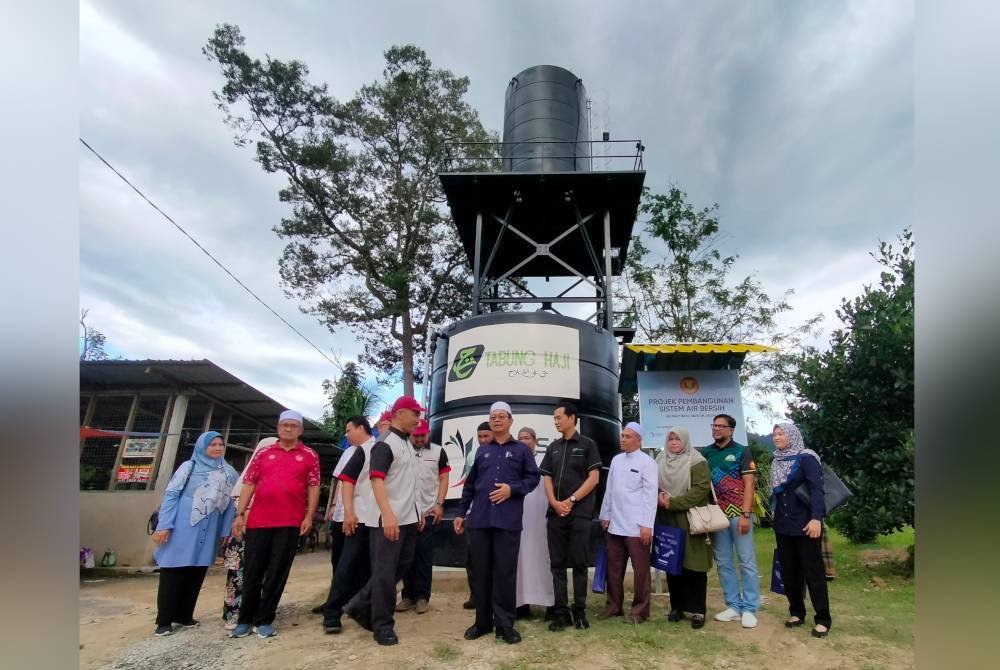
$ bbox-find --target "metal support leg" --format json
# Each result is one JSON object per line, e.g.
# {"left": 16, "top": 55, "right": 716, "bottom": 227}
{"left": 603, "top": 209, "right": 613, "bottom": 331}
{"left": 473, "top": 211, "right": 483, "bottom": 315}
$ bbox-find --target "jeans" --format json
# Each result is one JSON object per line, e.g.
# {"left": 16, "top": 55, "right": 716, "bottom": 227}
{"left": 710, "top": 515, "right": 760, "bottom": 613}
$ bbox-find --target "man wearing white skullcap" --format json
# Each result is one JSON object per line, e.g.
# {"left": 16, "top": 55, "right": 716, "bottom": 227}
{"left": 598, "top": 421, "right": 658, "bottom": 623}
{"left": 455, "top": 400, "right": 540, "bottom": 644}
{"left": 230, "top": 409, "right": 320, "bottom": 639}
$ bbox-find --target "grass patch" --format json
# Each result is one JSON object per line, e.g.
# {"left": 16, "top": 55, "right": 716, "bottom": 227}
{"left": 430, "top": 643, "right": 461, "bottom": 662}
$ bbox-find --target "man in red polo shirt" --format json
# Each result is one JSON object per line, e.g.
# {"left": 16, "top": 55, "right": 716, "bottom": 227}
{"left": 230, "top": 410, "right": 320, "bottom": 639}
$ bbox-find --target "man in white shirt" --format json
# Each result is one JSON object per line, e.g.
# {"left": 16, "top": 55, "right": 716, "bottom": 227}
{"left": 598, "top": 421, "right": 658, "bottom": 623}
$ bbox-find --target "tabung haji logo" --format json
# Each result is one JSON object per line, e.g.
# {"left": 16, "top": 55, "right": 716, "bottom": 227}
{"left": 448, "top": 344, "right": 485, "bottom": 382}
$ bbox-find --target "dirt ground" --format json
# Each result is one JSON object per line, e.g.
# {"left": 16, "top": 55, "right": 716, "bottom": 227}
{"left": 79, "top": 551, "right": 912, "bottom": 670}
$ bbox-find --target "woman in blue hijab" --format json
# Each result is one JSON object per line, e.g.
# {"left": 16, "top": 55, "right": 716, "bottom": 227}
{"left": 151, "top": 431, "right": 238, "bottom": 637}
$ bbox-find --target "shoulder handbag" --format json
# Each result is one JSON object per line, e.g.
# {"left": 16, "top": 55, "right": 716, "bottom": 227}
{"left": 794, "top": 461, "right": 853, "bottom": 514}
{"left": 686, "top": 479, "right": 731, "bottom": 535}
{"left": 147, "top": 462, "right": 194, "bottom": 534}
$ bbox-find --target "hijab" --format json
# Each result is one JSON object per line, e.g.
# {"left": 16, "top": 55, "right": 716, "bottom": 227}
{"left": 230, "top": 436, "right": 279, "bottom": 499}
{"left": 769, "top": 422, "right": 821, "bottom": 493}
{"left": 655, "top": 426, "right": 707, "bottom": 497}
{"left": 167, "top": 431, "right": 239, "bottom": 526}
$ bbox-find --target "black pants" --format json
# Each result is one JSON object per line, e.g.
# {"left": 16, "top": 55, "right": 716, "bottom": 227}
{"left": 775, "top": 532, "right": 832, "bottom": 627}
{"left": 156, "top": 566, "right": 208, "bottom": 626}
{"left": 321, "top": 521, "right": 345, "bottom": 607}
{"left": 547, "top": 515, "right": 591, "bottom": 617}
{"left": 465, "top": 535, "right": 476, "bottom": 602}
{"left": 322, "top": 525, "right": 371, "bottom": 624}
{"left": 347, "top": 523, "right": 417, "bottom": 636}
{"left": 402, "top": 516, "right": 435, "bottom": 602}
{"left": 469, "top": 527, "right": 521, "bottom": 632}
{"left": 238, "top": 526, "right": 300, "bottom": 626}
{"left": 665, "top": 568, "right": 708, "bottom": 616}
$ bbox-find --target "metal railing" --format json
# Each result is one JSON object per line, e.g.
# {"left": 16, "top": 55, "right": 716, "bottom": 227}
{"left": 441, "top": 139, "right": 645, "bottom": 173}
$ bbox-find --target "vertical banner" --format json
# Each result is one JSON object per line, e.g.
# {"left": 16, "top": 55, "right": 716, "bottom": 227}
{"left": 439, "top": 412, "right": 558, "bottom": 500}
{"left": 637, "top": 370, "right": 747, "bottom": 449}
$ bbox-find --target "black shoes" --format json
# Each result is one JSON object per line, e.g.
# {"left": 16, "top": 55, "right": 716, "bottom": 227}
{"left": 374, "top": 629, "right": 399, "bottom": 646}
{"left": 667, "top": 610, "right": 685, "bottom": 622}
{"left": 515, "top": 605, "right": 533, "bottom": 620}
{"left": 812, "top": 625, "right": 831, "bottom": 638}
{"left": 785, "top": 617, "right": 804, "bottom": 628}
{"left": 548, "top": 616, "right": 568, "bottom": 632}
{"left": 462, "top": 598, "right": 476, "bottom": 610}
{"left": 690, "top": 614, "right": 705, "bottom": 629}
{"left": 496, "top": 627, "right": 522, "bottom": 644}
{"left": 323, "top": 618, "right": 342, "bottom": 634}
{"left": 464, "top": 624, "right": 492, "bottom": 640}
{"left": 571, "top": 608, "right": 590, "bottom": 630}
{"left": 310, "top": 604, "right": 325, "bottom": 614}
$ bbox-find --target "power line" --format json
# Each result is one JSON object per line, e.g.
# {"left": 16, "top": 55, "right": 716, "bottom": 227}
{"left": 79, "top": 137, "right": 339, "bottom": 369}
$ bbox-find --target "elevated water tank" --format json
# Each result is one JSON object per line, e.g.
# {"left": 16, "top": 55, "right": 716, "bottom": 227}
{"left": 502, "top": 65, "right": 591, "bottom": 172}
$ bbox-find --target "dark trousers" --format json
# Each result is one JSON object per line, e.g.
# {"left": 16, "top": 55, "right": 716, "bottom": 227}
{"left": 322, "top": 525, "right": 370, "bottom": 624}
{"left": 156, "top": 566, "right": 208, "bottom": 626}
{"left": 775, "top": 532, "right": 832, "bottom": 627}
{"left": 665, "top": 569, "right": 708, "bottom": 616}
{"left": 547, "top": 515, "right": 591, "bottom": 617}
{"left": 347, "top": 523, "right": 417, "bottom": 636}
{"left": 465, "top": 536, "right": 476, "bottom": 601}
{"left": 604, "top": 533, "right": 651, "bottom": 620}
{"left": 469, "top": 527, "right": 521, "bottom": 632}
{"left": 402, "top": 516, "right": 435, "bottom": 601}
{"left": 321, "top": 521, "right": 345, "bottom": 606}
{"left": 238, "top": 526, "right": 300, "bottom": 626}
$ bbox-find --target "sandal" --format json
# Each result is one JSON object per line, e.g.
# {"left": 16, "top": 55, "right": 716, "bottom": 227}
{"left": 785, "top": 616, "right": 804, "bottom": 628}
{"left": 811, "top": 624, "right": 830, "bottom": 638}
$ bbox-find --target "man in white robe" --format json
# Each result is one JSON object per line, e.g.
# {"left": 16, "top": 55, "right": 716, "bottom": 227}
{"left": 598, "top": 422, "right": 658, "bottom": 623}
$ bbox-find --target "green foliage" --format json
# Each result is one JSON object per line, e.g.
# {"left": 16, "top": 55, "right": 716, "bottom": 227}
{"left": 616, "top": 186, "right": 822, "bottom": 418}
{"left": 320, "top": 362, "right": 379, "bottom": 441}
{"left": 790, "top": 230, "right": 914, "bottom": 543}
{"left": 204, "top": 26, "right": 497, "bottom": 394}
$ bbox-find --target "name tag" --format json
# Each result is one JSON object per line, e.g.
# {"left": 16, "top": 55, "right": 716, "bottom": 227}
{"left": 630, "top": 468, "right": 639, "bottom": 473}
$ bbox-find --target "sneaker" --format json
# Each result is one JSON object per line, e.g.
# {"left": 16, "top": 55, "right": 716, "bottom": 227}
{"left": 154, "top": 625, "right": 173, "bottom": 637}
{"left": 415, "top": 598, "right": 429, "bottom": 614}
{"left": 175, "top": 619, "right": 199, "bottom": 628}
{"left": 714, "top": 607, "right": 741, "bottom": 622}
{"left": 256, "top": 623, "right": 277, "bottom": 638}
{"left": 230, "top": 623, "right": 252, "bottom": 638}
{"left": 395, "top": 598, "right": 415, "bottom": 612}
{"left": 741, "top": 611, "right": 759, "bottom": 629}
{"left": 374, "top": 629, "right": 399, "bottom": 646}
{"left": 323, "top": 618, "right": 342, "bottom": 634}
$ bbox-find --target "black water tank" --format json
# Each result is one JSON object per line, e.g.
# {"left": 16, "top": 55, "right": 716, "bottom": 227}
{"left": 502, "top": 65, "right": 590, "bottom": 173}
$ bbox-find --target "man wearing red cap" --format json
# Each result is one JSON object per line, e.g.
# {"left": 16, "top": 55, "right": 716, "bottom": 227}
{"left": 342, "top": 396, "right": 424, "bottom": 646}
{"left": 397, "top": 419, "right": 450, "bottom": 614}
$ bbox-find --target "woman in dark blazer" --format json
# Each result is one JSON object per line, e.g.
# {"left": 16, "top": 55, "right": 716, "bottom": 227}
{"left": 770, "top": 422, "right": 831, "bottom": 638}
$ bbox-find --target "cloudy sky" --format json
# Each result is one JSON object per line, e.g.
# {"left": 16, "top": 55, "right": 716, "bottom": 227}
{"left": 79, "top": 0, "right": 912, "bottom": 428}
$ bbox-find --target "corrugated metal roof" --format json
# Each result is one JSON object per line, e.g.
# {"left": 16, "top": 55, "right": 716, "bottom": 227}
{"left": 619, "top": 342, "right": 777, "bottom": 393}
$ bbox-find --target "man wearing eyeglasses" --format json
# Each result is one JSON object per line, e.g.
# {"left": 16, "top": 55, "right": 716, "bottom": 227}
{"left": 698, "top": 413, "right": 760, "bottom": 629}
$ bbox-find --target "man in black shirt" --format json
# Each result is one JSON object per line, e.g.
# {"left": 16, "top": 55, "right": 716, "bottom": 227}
{"left": 538, "top": 402, "right": 602, "bottom": 631}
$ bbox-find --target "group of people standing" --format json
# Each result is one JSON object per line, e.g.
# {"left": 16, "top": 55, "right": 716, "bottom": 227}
{"left": 148, "top": 400, "right": 833, "bottom": 646}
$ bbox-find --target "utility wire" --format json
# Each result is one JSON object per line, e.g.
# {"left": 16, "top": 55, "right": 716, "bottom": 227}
{"left": 79, "top": 137, "right": 339, "bottom": 368}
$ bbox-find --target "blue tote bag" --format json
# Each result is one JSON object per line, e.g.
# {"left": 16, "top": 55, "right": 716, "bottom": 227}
{"left": 592, "top": 542, "right": 608, "bottom": 593}
{"left": 651, "top": 524, "right": 685, "bottom": 576}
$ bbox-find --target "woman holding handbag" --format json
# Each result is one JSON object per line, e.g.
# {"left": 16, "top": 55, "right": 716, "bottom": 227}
{"left": 770, "top": 422, "right": 831, "bottom": 638}
{"left": 151, "top": 431, "right": 238, "bottom": 637}
{"left": 656, "top": 426, "right": 713, "bottom": 629}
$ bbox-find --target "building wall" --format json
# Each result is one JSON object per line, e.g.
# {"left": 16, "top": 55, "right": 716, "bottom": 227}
{"left": 80, "top": 491, "right": 161, "bottom": 566}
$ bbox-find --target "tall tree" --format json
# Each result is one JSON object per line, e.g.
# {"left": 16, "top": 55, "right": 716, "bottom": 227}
{"left": 789, "top": 230, "right": 914, "bottom": 543}
{"left": 204, "top": 26, "right": 496, "bottom": 395}
{"left": 615, "top": 186, "right": 821, "bottom": 419}
{"left": 79, "top": 308, "right": 109, "bottom": 361}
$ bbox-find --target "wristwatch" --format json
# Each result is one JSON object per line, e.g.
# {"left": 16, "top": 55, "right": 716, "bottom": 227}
{"left": 741, "top": 511, "right": 751, "bottom": 519}
{"left": 569, "top": 495, "right": 577, "bottom": 503}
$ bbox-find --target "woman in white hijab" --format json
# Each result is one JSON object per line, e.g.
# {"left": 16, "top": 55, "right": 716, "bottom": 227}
{"left": 222, "top": 437, "right": 277, "bottom": 630}
{"left": 655, "top": 426, "right": 713, "bottom": 629}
